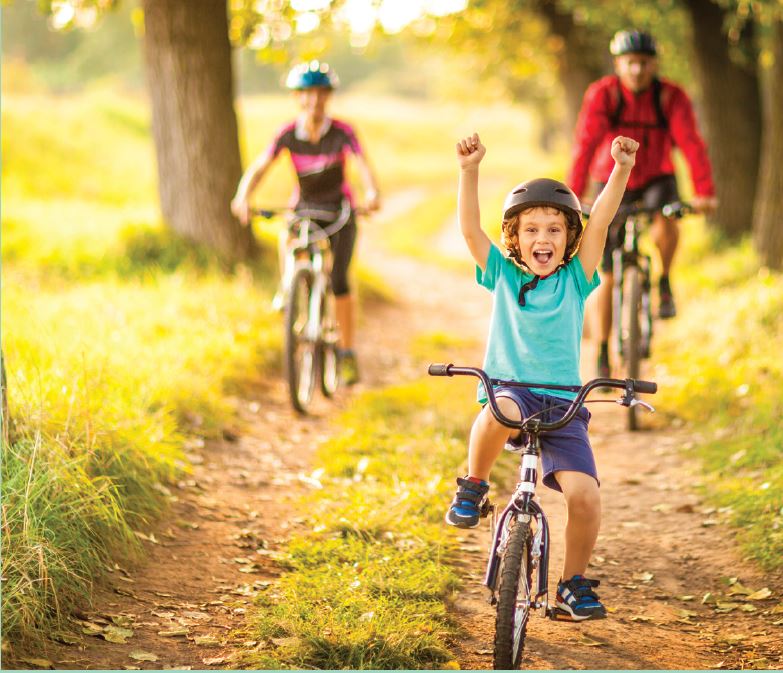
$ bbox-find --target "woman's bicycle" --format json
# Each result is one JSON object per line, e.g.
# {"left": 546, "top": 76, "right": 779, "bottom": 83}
{"left": 605, "top": 200, "right": 688, "bottom": 430}
{"left": 252, "top": 203, "right": 353, "bottom": 414}
{"left": 428, "top": 363, "right": 656, "bottom": 669}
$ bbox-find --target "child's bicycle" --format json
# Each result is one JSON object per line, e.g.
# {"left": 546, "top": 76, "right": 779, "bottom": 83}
{"left": 428, "top": 363, "right": 657, "bottom": 669}
{"left": 252, "top": 203, "right": 354, "bottom": 414}
{"left": 603, "top": 200, "right": 689, "bottom": 430}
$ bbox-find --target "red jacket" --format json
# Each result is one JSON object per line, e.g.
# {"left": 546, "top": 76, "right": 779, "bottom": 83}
{"left": 567, "top": 75, "right": 715, "bottom": 199}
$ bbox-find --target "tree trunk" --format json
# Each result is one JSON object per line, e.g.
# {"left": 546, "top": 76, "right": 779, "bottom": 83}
{"left": 753, "top": 20, "right": 783, "bottom": 269}
{"left": 534, "top": 0, "right": 608, "bottom": 134}
{"left": 141, "top": 0, "right": 257, "bottom": 264}
{"left": 685, "top": 0, "right": 761, "bottom": 240}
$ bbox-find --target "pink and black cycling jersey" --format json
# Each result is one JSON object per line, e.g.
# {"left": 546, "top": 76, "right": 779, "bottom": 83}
{"left": 266, "top": 117, "right": 364, "bottom": 212}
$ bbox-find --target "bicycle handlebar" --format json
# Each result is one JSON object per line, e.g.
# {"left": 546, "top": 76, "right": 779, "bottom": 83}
{"left": 428, "top": 363, "right": 657, "bottom": 432}
{"left": 582, "top": 200, "right": 692, "bottom": 221}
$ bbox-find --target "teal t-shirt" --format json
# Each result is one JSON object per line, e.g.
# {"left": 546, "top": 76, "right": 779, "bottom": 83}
{"left": 476, "top": 244, "right": 600, "bottom": 403}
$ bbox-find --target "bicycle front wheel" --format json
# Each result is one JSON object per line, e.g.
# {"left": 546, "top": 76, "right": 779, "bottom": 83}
{"left": 285, "top": 267, "right": 318, "bottom": 414}
{"left": 493, "top": 519, "right": 533, "bottom": 670}
{"left": 319, "top": 286, "right": 339, "bottom": 398}
{"left": 621, "top": 266, "right": 642, "bottom": 430}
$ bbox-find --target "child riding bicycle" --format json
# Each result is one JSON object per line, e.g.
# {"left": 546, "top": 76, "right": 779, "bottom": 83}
{"left": 447, "top": 131, "right": 638, "bottom": 620}
{"left": 231, "top": 60, "right": 381, "bottom": 385}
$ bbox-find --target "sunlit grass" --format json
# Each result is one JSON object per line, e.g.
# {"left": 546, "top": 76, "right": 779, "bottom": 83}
{"left": 245, "top": 379, "right": 477, "bottom": 670}
{"left": 653, "top": 218, "right": 783, "bottom": 570}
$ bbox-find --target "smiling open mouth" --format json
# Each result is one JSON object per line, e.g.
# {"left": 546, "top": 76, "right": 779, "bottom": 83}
{"left": 533, "top": 250, "right": 553, "bottom": 264}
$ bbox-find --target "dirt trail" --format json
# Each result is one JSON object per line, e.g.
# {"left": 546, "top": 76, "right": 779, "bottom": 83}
{"left": 14, "top": 193, "right": 782, "bottom": 670}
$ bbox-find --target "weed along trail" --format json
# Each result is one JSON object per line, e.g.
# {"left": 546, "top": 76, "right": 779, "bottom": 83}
{"left": 16, "top": 193, "right": 781, "bottom": 671}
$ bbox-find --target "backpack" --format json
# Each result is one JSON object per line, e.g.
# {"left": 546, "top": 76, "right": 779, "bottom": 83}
{"left": 608, "top": 76, "right": 669, "bottom": 131}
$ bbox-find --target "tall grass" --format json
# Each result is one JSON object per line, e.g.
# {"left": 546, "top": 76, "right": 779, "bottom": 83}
{"left": 653, "top": 219, "right": 783, "bottom": 570}
{"left": 1, "top": 88, "right": 283, "bottom": 643}
{"left": 245, "top": 378, "right": 478, "bottom": 670}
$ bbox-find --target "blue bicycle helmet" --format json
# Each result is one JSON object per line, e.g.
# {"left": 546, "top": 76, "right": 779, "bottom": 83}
{"left": 285, "top": 60, "right": 340, "bottom": 90}
{"left": 609, "top": 30, "right": 657, "bottom": 56}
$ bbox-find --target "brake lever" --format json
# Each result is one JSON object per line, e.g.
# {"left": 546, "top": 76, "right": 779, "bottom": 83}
{"left": 616, "top": 396, "right": 656, "bottom": 413}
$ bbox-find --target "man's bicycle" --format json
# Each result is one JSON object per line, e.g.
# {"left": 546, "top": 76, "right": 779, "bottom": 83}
{"left": 252, "top": 203, "right": 353, "bottom": 414}
{"left": 606, "top": 200, "right": 688, "bottom": 430}
{"left": 428, "top": 363, "right": 656, "bottom": 669}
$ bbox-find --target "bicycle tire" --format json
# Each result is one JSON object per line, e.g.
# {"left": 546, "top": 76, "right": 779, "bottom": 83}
{"left": 493, "top": 519, "right": 533, "bottom": 670}
{"left": 285, "top": 267, "right": 318, "bottom": 414}
{"left": 623, "top": 266, "right": 642, "bottom": 431}
{"left": 319, "top": 286, "right": 339, "bottom": 398}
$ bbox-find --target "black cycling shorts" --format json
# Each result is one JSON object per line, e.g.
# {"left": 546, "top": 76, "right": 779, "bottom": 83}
{"left": 595, "top": 174, "right": 679, "bottom": 273}
{"left": 305, "top": 210, "right": 357, "bottom": 297}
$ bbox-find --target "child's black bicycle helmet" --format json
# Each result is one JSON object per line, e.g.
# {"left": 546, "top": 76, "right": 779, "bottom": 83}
{"left": 502, "top": 178, "right": 584, "bottom": 265}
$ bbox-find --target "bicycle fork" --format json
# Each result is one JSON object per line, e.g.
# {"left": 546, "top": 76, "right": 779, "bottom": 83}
{"left": 484, "top": 446, "right": 552, "bottom": 616}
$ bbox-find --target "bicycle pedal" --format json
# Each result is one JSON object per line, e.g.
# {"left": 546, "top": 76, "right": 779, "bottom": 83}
{"left": 549, "top": 607, "right": 577, "bottom": 622}
{"left": 480, "top": 501, "right": 494, "bottom": 518}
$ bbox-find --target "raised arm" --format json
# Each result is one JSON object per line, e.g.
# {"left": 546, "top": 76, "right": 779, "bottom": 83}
{"left": 231, "top": 152, "right": 276, "bottom": 226}
{"left": 456, "top": 133, "right": 491, "bottom": 270}
{"left": 577, "top": 136, "right": 639, "bottom": 278}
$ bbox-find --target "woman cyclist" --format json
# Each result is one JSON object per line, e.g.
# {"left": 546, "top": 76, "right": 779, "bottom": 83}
{"left": 231, "top": 61, "right": 381, "bottom": 385}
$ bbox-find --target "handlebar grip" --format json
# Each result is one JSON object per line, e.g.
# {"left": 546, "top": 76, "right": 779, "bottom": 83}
{"left": 428, "top": 363, "right": 452, "bottom": 377}
{"left": 633, "top": 379, "right": 657, "bottom": 394}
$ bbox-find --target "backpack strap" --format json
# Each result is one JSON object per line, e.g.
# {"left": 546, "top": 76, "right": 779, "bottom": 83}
{"left": 608, "top": 75, "right": 669, "bottom": 130}
{"left": 652, "top": 77, "right": 669, "bottom": 130}
{"left": 608, "top": 76, "right": 624, "bottom": 129}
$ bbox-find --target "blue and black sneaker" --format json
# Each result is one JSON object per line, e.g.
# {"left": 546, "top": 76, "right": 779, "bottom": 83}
{"left": 555, "top": 575, "right": 607, "bottom": 621}
{"left": 445, "top": 476, "right": 489, "bottom": 529}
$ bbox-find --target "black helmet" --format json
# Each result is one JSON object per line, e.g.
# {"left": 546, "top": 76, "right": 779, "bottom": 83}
{"left": 610, "top": 30, "right": 657, "bottom": 56}
{"left": 502, "top": 178, "right": 584, "bottom": 263}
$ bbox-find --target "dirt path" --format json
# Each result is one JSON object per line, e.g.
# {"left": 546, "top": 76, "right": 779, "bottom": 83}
{"left": 15, "top": 194, "right": 782, "bottom": 670}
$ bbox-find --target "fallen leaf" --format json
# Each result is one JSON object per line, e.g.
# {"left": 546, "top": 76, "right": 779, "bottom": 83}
{"left": 701, "top": 519, "right": 719, "bottom": 527}
{"left": 633, "top": 572, "right": 654, "bottom": 582}
{"left": 727, "top": 583, "right": 753, "bottom": 596}
{"left": 702, "top": 592, "right": 716, "bottom": 604}
{"left": 82, "top": 623, "right": 104, "bottom": 636}
{"left": 133, "top": 531, "right": 160, "bottom": 544}
{"left": 770, "top": 603, "right": 783, "bottom": 614}
{"left": 182, "top": 611, "right": 210, "bottom": 621}
{"left": 740, "top": 604, "right": 758, "bottom": 612}
{"left": 715, "top": 602, "right": 742, "bottom": 612}
{"left": 20, "top": 658, "right": 54, "bottom": 669}
{"left": 630, "top": 615, "right": 654, "bottom": 622}
{"left": 677, "top": 609, "right": 699, "bottom": 618}
{"left": 109, "top": 615, "right": 135, "bottom": 628}
{"left": 678, "top": 595, "right": 695, "bottom": 602}
{"left": 746, "top": 588, "right": 772, "bottom": 600}
{"left": 53, "top": 633, "right": 81, "bottom": 645}
{"left": 271, "top": 636, "right": 301, "bottom": 648}
{"left": 202, "top": 657, "right": 225, "bottom": 666}
{"left": 152, "top": 610, "right": 175, "bottom": 619}
{"left": 157, "top": 628, "right": 189, "bottom": 637}
{"left": 579, "top": 635, "right": 605, "bottom": 647}
{"left": 194, "top": 636, "right": 220, "bottom": 646}
{"left": 129, "top": 651, "right": 159, "bottom": 662}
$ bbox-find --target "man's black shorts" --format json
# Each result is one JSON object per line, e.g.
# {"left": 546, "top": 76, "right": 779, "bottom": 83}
{"left": 594, "top": 174, "right": 679, "bottom": 273}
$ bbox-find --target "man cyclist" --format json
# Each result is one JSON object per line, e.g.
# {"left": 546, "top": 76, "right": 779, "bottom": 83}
{"left": 567, "top": 30, "right": 717, "bottom": 379}
{"left": 231, "top": 61, "right": 381, "bottom": 385}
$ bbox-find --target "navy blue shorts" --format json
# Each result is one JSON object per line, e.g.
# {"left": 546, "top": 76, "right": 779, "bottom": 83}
{"left": 494, "top": 386, "right": 598, "bottom": 493}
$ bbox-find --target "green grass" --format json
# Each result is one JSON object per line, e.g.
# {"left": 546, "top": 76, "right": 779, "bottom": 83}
{"left": 653, "top": 218, "right": 783, "bottom": 570}
{"left": 243, "top": 379, "right": 478, "bottom": 670}
{"left": 1, "top": 88, "right": 284, "bottom": 643}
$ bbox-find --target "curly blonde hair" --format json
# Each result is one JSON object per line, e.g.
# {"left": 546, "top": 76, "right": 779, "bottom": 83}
{"left": 501, "top": 205, "right": 581, "bottom": 270}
